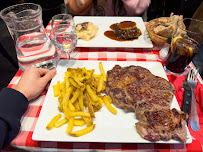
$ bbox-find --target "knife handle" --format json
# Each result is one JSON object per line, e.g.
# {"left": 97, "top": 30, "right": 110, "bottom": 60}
{"left": 182, "top": 89, "right": 192, "bottom": 115}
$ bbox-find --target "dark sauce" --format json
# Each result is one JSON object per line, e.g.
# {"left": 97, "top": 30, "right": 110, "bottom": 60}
{"left": 104, "top": 21, "right": 142, "bottom": 42}
{"left": 110, "top": 23, "right": 117, "bottom": 30}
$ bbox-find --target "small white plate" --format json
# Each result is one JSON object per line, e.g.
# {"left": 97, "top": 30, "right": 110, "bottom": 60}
{"left": 74, "top": 16, "right": 153, "bottom": 48}
{"left": 32, "top": 60, "right": 192, "bottom": 143}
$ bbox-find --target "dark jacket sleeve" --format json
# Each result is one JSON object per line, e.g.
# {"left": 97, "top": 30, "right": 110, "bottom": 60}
{"left": 0, "top": 88, "right": 28, "bottom": 150}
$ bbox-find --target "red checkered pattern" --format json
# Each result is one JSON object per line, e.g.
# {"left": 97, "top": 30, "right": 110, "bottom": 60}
{"left": 4, "top": 22, "right": 203, "bottom": 152}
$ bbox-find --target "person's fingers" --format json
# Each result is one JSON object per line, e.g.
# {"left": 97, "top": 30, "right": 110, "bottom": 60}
{"left": 41, "top": 69, "right": 56, "bottom": 84}
{"left": 38, "top": 68, "right": 52, "bottom": 76}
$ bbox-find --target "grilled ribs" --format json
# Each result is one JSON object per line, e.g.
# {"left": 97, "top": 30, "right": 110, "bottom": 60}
{"left": 136, "top": 108, "right": 188, "bottom": 142}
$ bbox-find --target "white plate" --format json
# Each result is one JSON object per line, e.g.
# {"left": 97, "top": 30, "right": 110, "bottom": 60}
{"left": 74, "top": 16, "right": 153, "bottom": 48}
{"left": 32, "top": 60, "right": 192, "bottom": 143}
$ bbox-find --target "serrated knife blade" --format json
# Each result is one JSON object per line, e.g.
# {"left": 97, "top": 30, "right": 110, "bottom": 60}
{"left": 181, "top": 74, "right": 192, "bottom": 126}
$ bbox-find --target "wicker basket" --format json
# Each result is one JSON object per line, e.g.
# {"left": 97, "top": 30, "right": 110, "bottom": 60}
{"left": 146, "top": 17, "right": 169, "bottom": 46}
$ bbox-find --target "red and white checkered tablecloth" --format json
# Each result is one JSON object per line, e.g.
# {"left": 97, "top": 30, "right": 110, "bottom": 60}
{"left": 4, "top": 23, "right": 203, "bottom": 152}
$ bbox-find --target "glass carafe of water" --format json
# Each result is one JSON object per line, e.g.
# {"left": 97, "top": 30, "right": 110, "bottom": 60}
{"left": 0, "top": 3, "right": 59, "bottom": 70}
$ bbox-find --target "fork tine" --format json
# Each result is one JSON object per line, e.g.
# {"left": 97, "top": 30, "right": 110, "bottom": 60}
{"left": 187, "top": 68, "right": 192, "bottom": 81}
{"left": 194, "top": 68, "right": 199, "bottom": 81}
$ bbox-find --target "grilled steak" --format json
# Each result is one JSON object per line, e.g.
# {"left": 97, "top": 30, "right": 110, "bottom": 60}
{"left": 129, "top": 76, "right": 175, "bottom": 119}
{"left": 136, "top": 108, "right": 188, "bottom": 142}
{"left": 106, "top": 65, "right": 188, "bottom": 143}
{"left": 105, "top": 65, "right": 175, "bottom": 118}
{"left": 113, "top": 21, "right": 141, "bottom": 40}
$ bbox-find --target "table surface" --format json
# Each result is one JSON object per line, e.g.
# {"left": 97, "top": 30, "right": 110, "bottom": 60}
{"left": 4, "top": 22, "right": 203, "bottom": 152}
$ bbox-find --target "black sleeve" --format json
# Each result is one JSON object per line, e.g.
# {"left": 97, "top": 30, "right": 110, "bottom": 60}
{"left": 0, "top": 88, "right": 28, "bottom": 150}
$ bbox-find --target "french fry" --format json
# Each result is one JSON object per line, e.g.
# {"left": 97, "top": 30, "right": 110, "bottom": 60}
{"left": 77, "top": 76, "right": 86, "bottom": 82}
{"left": 86, "top": 85, "right": 98, "bottom": 102}
{"left": 97, "top": 96, "right": 103, "bottom": 104}
{"left": 73, "top": 77, "right": 84, "bottom": 87}
{"left": 63, "top": 86, "right": 73, "bottom": 116}
{"left": 69, "top": 101, "right": 76, "bottom": 112}
{"left": 69, "top": 78, "right": 80, "bottom": 88}
{"left": 74, "top": 119, "right": 85, "bottom": 126}
{"left": 46, "top": 114, "right": 62, "bottom": 130}
{"left": 107, "top": 95, "right": 112, "bottom": 104}
{"left": 85, "top": 93, "right": 95, "bottom": 118}
{"left": 93, "top": 74, "right": 101, "bottom": 78}
{"left": 58, "top": 102, "right": 63, "bottom": 112}
{"left": 78, "top": 90, "right": 84, "bottom": 111}
{"left": 70, "top": 124, "right": 95, "bottom": 137}
{"left": 54, "top": 118, "right": 68, "bottom": 128}
{"left": 67, "top": 117, "right": 74, "bottom": 134}
{"left": 99, "top": 62, "right": 106, "bottom": 81}
{"left": 64, "top": 105, "right": 71, "bottom": 119}
{"left": 53, "top": 81, "right": 60, "bottom": 97}
{"left": 65, "top": 76, "right": 70, "bottom": 91}
{"left": 60, "top": 81, "right": 66, "bottom": 93}
{"left": 103, "top": 96, "right": 117, "bottom": 115}
{"left": 73, "top": 100, "right": 81, "bottom": 111}
{"left": 97, "top": 77, "right": 104, "bottom": 92}
{"left": 69, "top": 112, "right": 91, "bottom": 117}
{"left": 102, "top": 84, "right": 106, "bottom": 90}
{"left": 65, "top": 71, "right": 71, "bottom": 77}
{"left": 58, "top": 94, "right": 63, "bottom": 102}
{"left": 83, "top": 117, "right": 93, "bottom": 126}
{"left": 93, "top": 103, "right": 102, "bottom": 112}
{"left": 70, "top": 89, "right": 80, "bottom": 103}
{"left": 81, "top": 67, "right": 87, "bottom": 75}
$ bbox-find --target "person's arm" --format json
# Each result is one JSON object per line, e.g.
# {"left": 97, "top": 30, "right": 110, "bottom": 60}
{"left": 0, "top": 67, "right": 56, "bottom": 150}
{"left": 122, "top": 0, "right": 151, "bottom": 16}
{"left": 65, "top": 0, "right": 93, "bottom": 15}
{"left": 0, "top": 88, "right": 28, "bottom": 150}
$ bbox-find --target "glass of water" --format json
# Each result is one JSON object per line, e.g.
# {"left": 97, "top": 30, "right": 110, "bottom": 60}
{"left": 51, "top": 14, "right": 75, "bottom": 29}
{"left": 51, "top": 23, "right": 77, "bottom": 60}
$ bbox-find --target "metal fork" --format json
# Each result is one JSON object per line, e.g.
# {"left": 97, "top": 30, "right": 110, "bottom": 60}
{"left": 187, "top": 68, "right": 199, "bottom": 131}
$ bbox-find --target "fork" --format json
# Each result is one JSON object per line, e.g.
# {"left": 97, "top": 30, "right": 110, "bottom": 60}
{"left": 187, "top": 68, "right": 199, "bottom": 131}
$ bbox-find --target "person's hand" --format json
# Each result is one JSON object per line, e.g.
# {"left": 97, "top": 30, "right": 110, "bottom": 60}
{"left": 15, "top": 67, "right": 56, "bottom": 101}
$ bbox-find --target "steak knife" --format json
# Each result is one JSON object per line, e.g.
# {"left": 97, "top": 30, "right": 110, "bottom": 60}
{"left": 181, "top": 75, "right": 192, "bottom": 126}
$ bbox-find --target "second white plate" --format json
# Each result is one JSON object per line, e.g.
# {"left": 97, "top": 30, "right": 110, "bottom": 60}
{"left": 74, "top": 16, "right": 153, "bottom": 48}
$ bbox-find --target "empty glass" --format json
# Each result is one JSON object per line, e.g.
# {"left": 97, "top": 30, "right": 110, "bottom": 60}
{"left": 0, "top": 3, "right": 59, "bottom": 70}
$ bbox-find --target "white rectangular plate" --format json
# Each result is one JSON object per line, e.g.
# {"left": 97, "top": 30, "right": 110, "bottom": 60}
{"left": 74, "top": 16, "right": 153, "bottom": 48}
{"left": 32, "top": 60, "right": 192, "bottom": 143}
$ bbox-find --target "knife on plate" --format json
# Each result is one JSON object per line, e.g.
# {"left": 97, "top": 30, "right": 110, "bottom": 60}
{"left": 181, "top": 75, "right": 192, "bottom": 126}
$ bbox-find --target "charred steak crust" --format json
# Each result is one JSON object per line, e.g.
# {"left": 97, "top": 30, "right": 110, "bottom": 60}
{"left": 105, "top": 65, "right": 175, "bottom": 114}
{"left": 135, "top": 108, "right": 188, "bottom": 142}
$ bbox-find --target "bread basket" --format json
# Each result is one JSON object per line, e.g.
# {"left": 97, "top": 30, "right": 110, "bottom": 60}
{"left": 146, "top": 17, "right": 169, "bottom": 46}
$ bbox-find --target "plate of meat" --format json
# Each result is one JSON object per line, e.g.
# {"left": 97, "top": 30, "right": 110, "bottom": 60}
{"left": 33, "top": 60, "right": 192, "bottom": 143}
{"left": 74, "top": 16, "right": 153, "bottom": 48}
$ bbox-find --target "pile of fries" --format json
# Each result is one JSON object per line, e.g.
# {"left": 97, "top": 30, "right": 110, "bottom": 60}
{"left": 46, "top": 62, "right": 117, "bottom": 137}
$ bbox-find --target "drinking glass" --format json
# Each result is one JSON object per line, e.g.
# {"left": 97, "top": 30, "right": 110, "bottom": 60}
{"left": 50, "top": 23, "right": 77, "bottom": 60}
{"left": 164, "top": 18, "right": 203, "bottom": 75}
{"left": 51, "top": 14, "right": 75, "bottom": 29}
